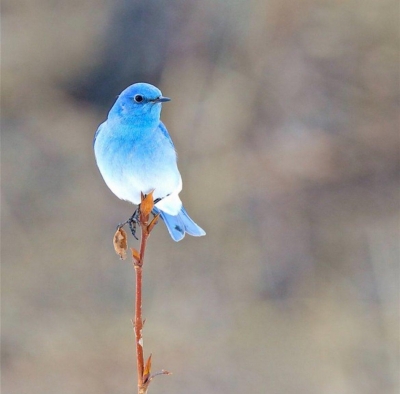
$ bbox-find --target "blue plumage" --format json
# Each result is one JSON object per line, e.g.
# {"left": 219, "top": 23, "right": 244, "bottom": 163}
{"left": 94, "top": 82, "right": 205, "bottom": 241}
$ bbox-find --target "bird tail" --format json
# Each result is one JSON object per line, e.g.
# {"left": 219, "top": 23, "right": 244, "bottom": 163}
{"left": 153, "top": 206, "right": 206, "bottom": 242}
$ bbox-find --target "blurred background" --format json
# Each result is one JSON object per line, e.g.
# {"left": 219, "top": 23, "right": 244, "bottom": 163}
{"left": 2, "top": 0, "right": 399, "bottom": 393}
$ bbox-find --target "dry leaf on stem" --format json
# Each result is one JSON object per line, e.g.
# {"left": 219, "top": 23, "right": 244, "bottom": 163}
{"left": 113, "top": 227, "right": 128, "bottom": 259}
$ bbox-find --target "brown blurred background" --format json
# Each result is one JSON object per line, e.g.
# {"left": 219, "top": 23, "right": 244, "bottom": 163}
{"left": 2, "top": 0, "right": 399, "bottom": 393}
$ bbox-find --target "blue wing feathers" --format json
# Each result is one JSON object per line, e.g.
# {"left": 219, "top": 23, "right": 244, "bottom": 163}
{"left": 158, "top": 122, "right": 175, "bottom": 148}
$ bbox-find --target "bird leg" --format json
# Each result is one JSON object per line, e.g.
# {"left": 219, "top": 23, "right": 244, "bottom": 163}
{"left": 118, "top": 197, "right": 162, "bottom": 240}
{"left": 151, "top": 198, "right": 162, "bottom": 218}
{"left": 118, "top": 209, "right": 140, "bottom": 240}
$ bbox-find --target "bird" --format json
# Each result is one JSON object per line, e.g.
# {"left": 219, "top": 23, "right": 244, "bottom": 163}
{"left": 93, "top": 82, "right": 206, "bottom": 242}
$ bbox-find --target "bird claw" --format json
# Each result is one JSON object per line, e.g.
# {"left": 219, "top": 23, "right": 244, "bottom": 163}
{"left": 116, "top": 196, "right": 163, "bottom": 240}
{"left": 128, "top": 218, "right": 139, "bottom": 240}
{"left": 118, "top": 209, "right": 140, "bottom": 240}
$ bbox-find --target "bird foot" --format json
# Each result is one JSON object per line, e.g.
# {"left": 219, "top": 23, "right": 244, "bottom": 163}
{"left": 117, "top": 197, "right": 163, "bottom": 240}
{"left": 117, "top": 209, "right": 140, "bottom": 240}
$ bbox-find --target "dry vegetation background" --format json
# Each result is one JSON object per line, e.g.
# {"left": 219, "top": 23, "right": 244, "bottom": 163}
{"left": 2, "top": 0, "right": 399, "bottom": 393}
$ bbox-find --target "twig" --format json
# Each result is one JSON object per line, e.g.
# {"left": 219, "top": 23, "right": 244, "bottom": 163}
{"left": 113, "top": 192, "right": 170, "bottom": 394}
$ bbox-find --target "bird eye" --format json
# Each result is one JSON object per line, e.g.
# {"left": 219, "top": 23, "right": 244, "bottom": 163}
{"left": 134, "top": 94, "right": 144, "bottom": 103}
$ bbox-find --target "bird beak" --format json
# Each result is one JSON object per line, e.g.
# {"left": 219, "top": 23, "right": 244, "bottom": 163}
{"left": 153, "top": 96, "right": 171, "bottom": 103}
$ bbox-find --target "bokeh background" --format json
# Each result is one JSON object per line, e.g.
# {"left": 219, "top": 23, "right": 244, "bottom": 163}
{"left": 2, "top": 1, "right": 399, "bottom": 393}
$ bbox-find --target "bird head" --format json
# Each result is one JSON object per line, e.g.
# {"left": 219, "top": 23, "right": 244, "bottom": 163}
{"left": 109, "top": 83, "right": 170, "bottom": 123}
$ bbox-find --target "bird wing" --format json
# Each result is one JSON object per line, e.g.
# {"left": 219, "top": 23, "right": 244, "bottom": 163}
{"left": 93, "top": 122, "right": 105, "bottom": 148}
{"left": 158, "top": 121, "right": 175, "bottom": 148}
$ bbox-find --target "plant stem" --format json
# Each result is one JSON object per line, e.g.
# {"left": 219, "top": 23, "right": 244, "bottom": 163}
{"left": 124, "top": 193, "right": 169, "bottom": 393}
{"left": 134, "top": 263, "right": 144, "bottom": 388}
{"left": 134, "top": 223, "right": 149, "bottom": 393}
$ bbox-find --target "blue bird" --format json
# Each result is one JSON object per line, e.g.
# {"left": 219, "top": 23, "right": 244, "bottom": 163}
{"left": 94, "top": 82, "right": 206, "bottom": 241}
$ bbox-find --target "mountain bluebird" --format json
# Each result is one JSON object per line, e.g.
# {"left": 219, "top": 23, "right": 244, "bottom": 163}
{"left": 94, "top": 82, "right": 206, "bottom": 241}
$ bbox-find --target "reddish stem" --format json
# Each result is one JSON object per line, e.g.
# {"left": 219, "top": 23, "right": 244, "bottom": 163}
{"left": 134, "top": 262, "right": 144, "bottom": 388}
{"left": 133, "top": 213, "right": 150, "bottom": 393}
{"left": 130, "top": 193, "right": 168, "bottom": 394}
